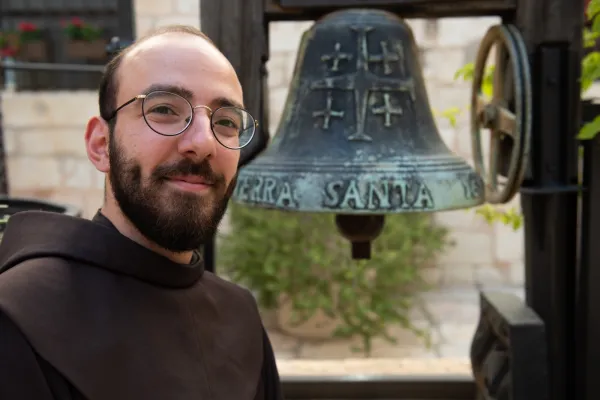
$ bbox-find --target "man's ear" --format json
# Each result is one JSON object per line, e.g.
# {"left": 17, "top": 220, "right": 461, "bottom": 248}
{"left": 85, "top": 116, "right": 111, "bottom": 173}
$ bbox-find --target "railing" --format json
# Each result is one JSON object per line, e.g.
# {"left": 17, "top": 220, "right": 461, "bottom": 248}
{"left": 0, "top": 0, "right": 133, "bottom": 91}
{"left": 281, "top": 375, "right": 475, "bottom": 399}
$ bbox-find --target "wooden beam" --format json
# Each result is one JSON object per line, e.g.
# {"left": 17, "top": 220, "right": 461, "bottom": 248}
{"left": 266, "top": 0, "right": 515, "bottom": 20}
{"left": 200, "top": 0, "right": 270, "bottom": 167}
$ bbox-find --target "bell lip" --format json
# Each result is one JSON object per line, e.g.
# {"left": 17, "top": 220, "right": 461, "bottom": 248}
{"left": 230, "top": 198, "right": 486, "bottom": 214}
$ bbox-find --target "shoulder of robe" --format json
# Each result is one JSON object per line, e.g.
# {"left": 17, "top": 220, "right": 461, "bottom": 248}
{"left": 0, "top": 257, "right": 76, "bottom": 334}
{"left": 200, "top": 270, "right": 262, "bottom": 315}
{"left": 0, "top": 256, "right": 71, "bottom": 300}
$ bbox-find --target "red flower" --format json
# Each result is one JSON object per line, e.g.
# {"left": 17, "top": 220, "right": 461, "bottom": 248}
{"left": 1, "top": 46, "right": 18, "bottom": 58}
{"left": 71, "top": 17, "right": 83, "bottom": 27}
{"left": 18, "top": 22, "right": 38, "bottom": 32}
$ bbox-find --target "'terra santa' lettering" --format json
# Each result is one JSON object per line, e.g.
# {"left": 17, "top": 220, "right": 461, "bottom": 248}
{"left": 323, "top": 178, "right": 435, "bottom": 211}
{"left": 234, "top": 175, "right": 299, "bottom": 209}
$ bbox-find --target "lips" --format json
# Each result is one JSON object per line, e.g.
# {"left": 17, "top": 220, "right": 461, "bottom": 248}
{"left": 165, "top": 175, "right": 216, "bottom": 193}
{"left": 169, "top": 176, "right": 214, "bottom": 185}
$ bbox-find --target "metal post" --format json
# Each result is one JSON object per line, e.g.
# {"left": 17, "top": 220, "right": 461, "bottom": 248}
{"left": 516, "top": 0, "right": 584, "bottom": 399}
{"left": 0, "top": 62, "right": 10, "bottom": 195}
{"left": 576, "top": 99, "right": 600, "bottom": 399}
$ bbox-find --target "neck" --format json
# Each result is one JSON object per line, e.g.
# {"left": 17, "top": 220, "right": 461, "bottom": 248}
{"left": 99, "top": 202, "right": 194, "bottom": 265}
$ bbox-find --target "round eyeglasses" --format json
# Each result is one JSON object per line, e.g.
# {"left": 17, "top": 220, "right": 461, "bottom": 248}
{"left": 108, "top": 90, "right": 257, "bottom": 150}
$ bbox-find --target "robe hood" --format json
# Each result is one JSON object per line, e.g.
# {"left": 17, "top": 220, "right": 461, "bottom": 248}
{"left": 0, "top": 210, "right": 264, "bottom": 400}
{"left": 0, "top": 210, "right": 204, "bottom": 287}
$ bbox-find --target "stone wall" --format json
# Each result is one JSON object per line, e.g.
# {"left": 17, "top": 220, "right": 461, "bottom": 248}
{"left": 0, "top": 0, "right": 524, "bottom": 290}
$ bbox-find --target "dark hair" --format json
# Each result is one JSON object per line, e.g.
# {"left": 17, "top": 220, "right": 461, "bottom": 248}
{"left": 98, "top": 25, "right": 216, "bottom": 130}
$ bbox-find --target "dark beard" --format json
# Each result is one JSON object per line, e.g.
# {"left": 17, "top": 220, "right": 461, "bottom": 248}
{"left": 108, "top": 134, "right": 234, "bottom": 253}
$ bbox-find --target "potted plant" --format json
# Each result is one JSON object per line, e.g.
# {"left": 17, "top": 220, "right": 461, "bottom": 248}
{"left": 63, "top": 17, "right": 106, "bottom": 61}
{"left": 0, "top": 33, "right": 18, "bottom": 59}
{"left": 218, "top": 203, "right": 449, "bottom": 355}
{"left": 14, "top": 22, "right": 47, "bottom": 61}
{"left": 0, "top": 31, "right": 19, "bottom": 52}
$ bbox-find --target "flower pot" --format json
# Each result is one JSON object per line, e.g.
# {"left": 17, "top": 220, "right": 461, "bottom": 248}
{"left": 18, "top": 41, "right": 48, "bottom": 61}
{"left": 275, "top": 292, "right": 343, "bottom": 340}
{"left": 66, "top": 39, "right": 107, "bottom": 60}
{"left": 5, "top": 33, "right": 20, "bottom": 49}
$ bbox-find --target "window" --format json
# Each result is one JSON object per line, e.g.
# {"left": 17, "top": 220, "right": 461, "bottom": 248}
{"left": 0, "top": 0, "right": 134, "bottom": 91}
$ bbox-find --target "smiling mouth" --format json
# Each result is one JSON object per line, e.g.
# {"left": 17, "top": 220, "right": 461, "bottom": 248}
{"left": 167, "top": 176, "right": 214, "bottom": 192}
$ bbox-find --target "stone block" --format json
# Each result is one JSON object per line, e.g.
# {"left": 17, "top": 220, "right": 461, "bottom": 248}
{"left": 16, "top": 128, "right": 86, "bottom": 157}
{"left": 267, "top": 52, "right": 294, "bottom": 89}
{"left": 422, "top": 47, "right": 467, "bottom": 84}
{"left": 509, "top": 261, "right": 525, "bottom": 286}
{"left": 494, "top": 217, "right": 524, "bottom": 263}
{"left": 92, "top": 168, "right": 106, "bottom": 191}
{"left": 268, "top": 87, "right": 290, "bottom": 134}
{"left": 440, "top": 263, "right": 476, "bottom": 287}
{"left": 269, "top": 21, "right": 313, "bottom": 53}
{"left": 455, "top": 125, "right": 477, "bottom": 159}
{"left": 436, "top": 17, "right": 501, "bottom": 47}
{"left": 474, "top": 263, "right": 509, "bottom": 287}
{"left": 46, "top": 188, "right": 86, "bottom": 214}
{"left": 59, "top": 158, "right": 98, "bottom": 189}
{"left": 420, "top": 266, "right": 444, "bottom": 287}
{"left": 437, "top": 231, "right": 494, "bottom": 265}
{"left": 2, "top": 91, "right": 97, "bottom": 128}
{"left": 405, "top": 19, "right": 427, "bottom": 44}
{"left": 174, "top": 0, "right": 199, "bottom": 15}
{"left": 7, "top": 156, "right": 62, "bottom": 190}
{"left": 134, "top": 0, "right": 174, "bottom": 17}
{"left": 434, "top": 208, "right": 493, "bottom": 233}
{"left": 422, "top": 296, "right": 480, "bottom": 325}
{"left": 438, "top": 321, "right": 477, "bottom": 344}
{"left": 83, "top": 189, "right": 105, "bottom": 219}
{"left": 135, "top": 16, "right": 157, "bottom": 37}
{"left": 154, "top": 16, "right": 200, "bottom": 29}
{"left": 2, "top": 129, "right": 18, "bottom": 155}
{"left": 267, "top": 330, "right": 302, "bottom": 360}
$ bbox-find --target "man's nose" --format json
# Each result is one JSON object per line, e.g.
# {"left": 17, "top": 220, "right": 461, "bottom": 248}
{"left": 177, "top": 108, "right": 217, "bottom": 159}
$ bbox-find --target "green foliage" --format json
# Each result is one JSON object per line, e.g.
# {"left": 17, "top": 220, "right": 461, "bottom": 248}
{"left": 579, "top": 0, "right": 600, "bottom": 139}
{"left": 475, "top": 204, "right": 522, "bottom": 231}
{"left": 579, "top": 114, "right": 600, "bottom": 140}
{"left": 63, "top": 18, "right": 103, "bottom": 42}
{"left": 454, "top": 63, "right": 495, "bottom": 99}
{"left": 218, "top": 203, "right": 449, "bottom": 355}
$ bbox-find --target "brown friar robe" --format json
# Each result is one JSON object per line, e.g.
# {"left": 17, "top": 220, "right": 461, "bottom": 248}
{"left": 0, "top": 210, "right": 283, "bottom": 400}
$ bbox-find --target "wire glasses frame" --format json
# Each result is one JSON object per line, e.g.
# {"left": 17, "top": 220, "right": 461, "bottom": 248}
{"left": 106, "top": 90, "right": 258, "bottom": 150}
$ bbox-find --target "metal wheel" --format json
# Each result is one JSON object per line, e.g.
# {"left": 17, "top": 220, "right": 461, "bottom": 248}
{"left": 470, "top": 24, "right": 532, "bottom": 204}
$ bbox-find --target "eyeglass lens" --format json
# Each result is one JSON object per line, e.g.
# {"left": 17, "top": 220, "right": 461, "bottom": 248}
{"left": 142, "top": 91, "right": 255, "bottom": 149}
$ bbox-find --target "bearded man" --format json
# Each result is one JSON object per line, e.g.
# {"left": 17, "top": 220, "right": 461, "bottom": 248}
{"left": 0, "top": 25, "right": 283, "bottom": 400}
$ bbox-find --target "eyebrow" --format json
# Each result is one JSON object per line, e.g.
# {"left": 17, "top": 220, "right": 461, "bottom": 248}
{"left": 213, "top": 96, "right": 245, "bottom": 110}
{"left": 142, "top": 83, "right": 194, "bottom": 100}
{"left": 142, "top": 84, "right": 245, "bottom": 110}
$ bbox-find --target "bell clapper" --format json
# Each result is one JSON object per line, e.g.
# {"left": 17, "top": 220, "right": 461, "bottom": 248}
{"left": 334, "top": 214, "right": 385, "bottom": 260}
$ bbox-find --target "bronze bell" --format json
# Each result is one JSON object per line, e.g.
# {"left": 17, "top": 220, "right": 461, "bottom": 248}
{"left": 233, "top": 9, "right": 484, "bottom": 258}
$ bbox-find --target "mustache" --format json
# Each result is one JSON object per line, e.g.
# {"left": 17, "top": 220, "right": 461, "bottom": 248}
{"left": 152, "top": 159, "right": 225, "bottom": 186}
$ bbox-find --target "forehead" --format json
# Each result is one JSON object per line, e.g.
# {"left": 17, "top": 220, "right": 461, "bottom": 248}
{"left": 117, "top": 33, "right": 243, "bottom": 107}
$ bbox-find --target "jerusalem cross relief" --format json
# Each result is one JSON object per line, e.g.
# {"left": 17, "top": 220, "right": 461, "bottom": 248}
{"left": 311, "top": 26, "right": 415, "bottom": 141}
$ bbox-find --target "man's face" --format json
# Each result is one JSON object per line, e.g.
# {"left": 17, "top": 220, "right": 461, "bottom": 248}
{"left": 107, "top": 33, "right": 243, "bottom": 252}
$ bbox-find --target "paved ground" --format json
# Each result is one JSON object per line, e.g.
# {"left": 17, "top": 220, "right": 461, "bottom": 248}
{"left": 267, "top": 285, "right": 525, "bottom": 362}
